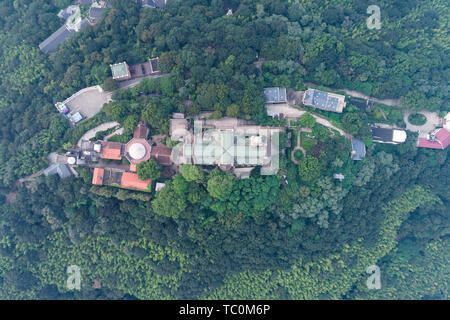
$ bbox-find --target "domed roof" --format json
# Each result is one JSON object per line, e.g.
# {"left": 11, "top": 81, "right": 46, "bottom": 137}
{"left": 393, "top": 130, "right": 407, "bottom": 143}
{"left": 129, "top": 142, "right": 147, "bottom": 160}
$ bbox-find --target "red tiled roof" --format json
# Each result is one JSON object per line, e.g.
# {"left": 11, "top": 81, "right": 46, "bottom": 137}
{"left": 92, "top": 168, "right": 104, "bottom": 185}
{"left": 120, "top": 172, "right": 151, "bottom": 191}
{"left": 435, "top": 128, "right": 450, "bottom": 149}
{"left": 417, "top": 138, "right": 443, "bottom": 149}
{"left": 134, "top": 121, "right": 149, "bottom": 139}
{"left": 92, "top": 279, "right": 101, "bottom": 289}
{"left": 129, "top": 164, "right": 137, "bottom": 172}
{"left": 101, "top": 142, "right": 123, "bottom": 160}
{"left": 150, "top": 145, "right": 172, "bottom": 165}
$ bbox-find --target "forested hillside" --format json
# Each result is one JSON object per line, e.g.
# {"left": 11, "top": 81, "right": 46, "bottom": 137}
{"left": 0, "top": 0, "right": 448, "bottom": 299}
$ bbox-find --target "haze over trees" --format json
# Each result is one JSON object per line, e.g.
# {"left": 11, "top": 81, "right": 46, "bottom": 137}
{"left": 0, "top": 0, "right": 448, "bottom": 300}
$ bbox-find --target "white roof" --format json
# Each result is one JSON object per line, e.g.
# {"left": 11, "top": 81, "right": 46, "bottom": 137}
{"left": 155, "top": 183, "right": 166, "bottom": 192}
{"left": 444, "top": 112, "right": 450, "bottom": 130}
{"left": 392, "top": 130, "right": 407, "bottom": 143}
{"left": 93, "top": 143, "right": 102, "bottom": 153}
{"left": 129, "top": 142, "right": 146, "bottom": 160}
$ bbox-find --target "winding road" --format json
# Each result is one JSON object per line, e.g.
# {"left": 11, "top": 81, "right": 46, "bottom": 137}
{"left": 77, "top": 121, "right": 120, "bottom": 147}
{"left": 266, "top": 104, "right": 353, "bottom": 140}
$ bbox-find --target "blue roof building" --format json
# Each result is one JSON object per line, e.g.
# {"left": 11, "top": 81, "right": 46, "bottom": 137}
{"left": 351, "top": 138, "right": 366, "bottom": 160}
{"left": 142, "top": 0, "right": 167, "bottom": 8}
{"left": 44, "top": 163, "right": 72, "bottom": 179}
{"left": 302, "top": 89, "right": 346, "bottom": 113}
{"left": 264, "top": 87, "right": 287, "bottom": 103}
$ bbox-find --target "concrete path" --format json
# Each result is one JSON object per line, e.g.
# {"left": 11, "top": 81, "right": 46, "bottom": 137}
{"left": 341, "top": 89, "right": 399, "bottom": 107}
{"left": 291, "top": 128, "right": 312, "bottom": 164}
{"left": 104, "top": 127, "right": 124, "bottom": 141}
{"left": 314, "top": 115, "right": 352, "bottom": 139}
{"left": 376, "top": 106, "right": 388, "bottom": 120}
{"left": 404, "top": 111, "right": 441, "bottom": 133}
{"left": 87, "top": 162, "right": 130, "bottom": 171}
{"left": 15, "top": 169, "right": 44, "bottom": 187}
{"left": 118, "top": 73, "right": 169, "bottom": 90}
{"left": 77, "top": 121, "right": 119, "bottom": 147}
{"left": 266, "top": 104, "right": 352, "bottom": 140}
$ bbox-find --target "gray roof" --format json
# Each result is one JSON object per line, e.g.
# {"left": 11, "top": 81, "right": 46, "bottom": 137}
{"left": 264, "top": 87, "right": 287, "bottom": 103}
{"left": 39, "top": 25, "right": 75, "bottom": 53}
{"left": 371, "top": 127, "right": 394, "bottom": 143}
{"left": 142, "top": 0, "right": 157, "bottom": 7}
{"left": 142, "top": 0, "right": 166, "bottom": 8}
{"left": 80, "top": 18, "right": 91, "bottom": 29}
{"left": 89, "top": 7, "right": 104, "bottom": 21}
{"left": 58, "top": 6, "right": 78, "bottom": 20}
{"left": 154, "top": 0, "right": 166, "bottom": 7}
{"left": 77, "top": 0, "right": 94, "bottom": 6}
{"left": 303, "top": 89, "right": 339, "bottom": 112}
{"left": 110, "top": 62, "right": 130, "bottom": 79}
{"left": 44, "top": 163, "right": 72, "bottom": 179}
{"left": 351, "top": 138, "right": 366, "bottom": 160}
{"left": 70, "top": 112, "right": 84, "bottom": 124}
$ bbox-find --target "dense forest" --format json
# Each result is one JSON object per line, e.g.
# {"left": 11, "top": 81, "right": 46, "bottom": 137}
{"left": 0, "top": 0, "right": 448, "bottom": 299}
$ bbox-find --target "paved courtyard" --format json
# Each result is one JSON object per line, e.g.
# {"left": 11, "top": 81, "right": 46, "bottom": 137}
{"left": 404, "top": 111, "right": 441, "bottom": 133}
{"left": 64, "top": 85, "right": 112, "bottom": 119}
{"left": 266, "top": 103, "right": 304, "bottom": 118}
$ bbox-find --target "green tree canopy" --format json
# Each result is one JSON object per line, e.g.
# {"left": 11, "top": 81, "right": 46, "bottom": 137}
{"left": 299, "top": 112, "right": 316, "bottom": 128}
{"left": 207, "top": 171, "right": 236, "bottom": 201}
{"left": 298, "top": 155, "right": 321, "bottom": 183}
{"left": 137, "top": 159, "right": 161, "bottom": 181}
{"left": 151, "top": 183, "right": 187, "bottom": 219}
{"left": 179, "top": 164, "right": 204, "bottom": 183}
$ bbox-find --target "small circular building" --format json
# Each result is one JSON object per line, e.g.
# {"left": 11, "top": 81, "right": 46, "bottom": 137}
{"left": 129, "top": 142, "right": 147, "bottom": 160}
{"left": 125, "top": 138, "right": 151, "bottom": 164}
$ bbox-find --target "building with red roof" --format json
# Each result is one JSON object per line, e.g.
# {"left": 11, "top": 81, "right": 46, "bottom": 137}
{"left": 120, "top": 172, "right": 151, "bottom": 191}
{"left": 150, "top": 145, "right": 172, "bottom": 165}
{"left": 134, "top": 121, "right": 149, "bottom": 139}
{"left": 125, "top": 138, "right": 151, "bottom": 164}
{"left": 417, "top": 128, "right": 450, "bottom": 150}
{"left": 101, "top": 142, "right": 123, "bottom": 160}
{"left": 92, "top": 168, "right": 104, "bottom": 185}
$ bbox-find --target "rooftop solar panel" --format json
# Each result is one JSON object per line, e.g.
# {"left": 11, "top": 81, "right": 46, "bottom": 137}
{"left": 304, "top": 89, "right": 341, "bottom": 112}
{"left": 279, "top": 88, "right": 286, "bottom": 101}
{"left": 327, "top": 97, "right": 339, "bottom": 111}
{"left": 264, "top": 88, "right": 287, "bottom": 103}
